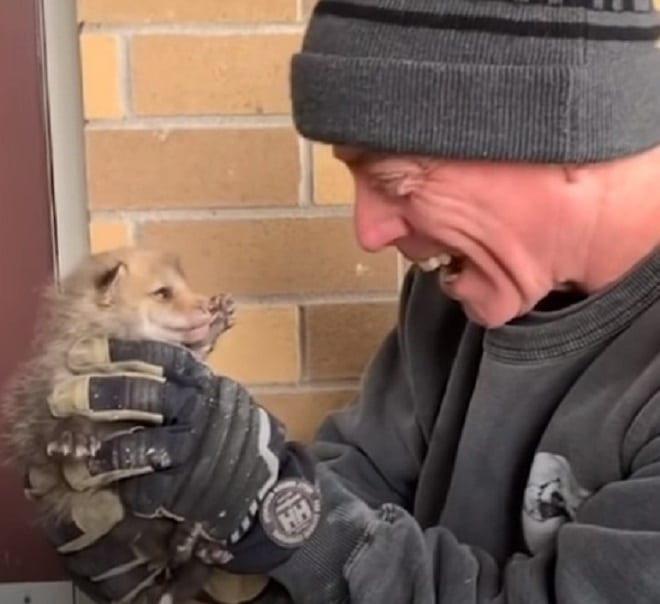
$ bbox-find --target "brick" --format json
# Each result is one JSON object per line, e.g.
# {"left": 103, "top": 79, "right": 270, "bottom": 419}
{"left": 131, "top": 35, "right": 301, "bottom": 116}
{"left": 77, "top": 0, "right": 296, "bottom": 23}
{"left": 305, "top": 302, "right": 398, "bottom": 380}
{"left": 208, "top": 306, "right": 299, "bottom": 385}
{"left": 301, "top": 0, "right": 318, "bottom": 19}
{"left": 140, "top": 218, "right": 399, "bottom": 297}
{"left": 313, "top": 143, "right": 354, "bottom": 205}
{"left": 89, "top": 219, "right": 132, "bottom": 252}
{"left": 79, "top": 34, "right": 122, "bottom": 119}
{"left": 86, "top": 128, "right": 299, "bottom": 209}
{"left": 259, "top": 389, "right": 356, "bottom": 443}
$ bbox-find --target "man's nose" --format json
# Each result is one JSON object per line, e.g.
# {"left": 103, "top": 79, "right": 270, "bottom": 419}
{"left": 353, "top": 187, "right": 408, "bottom": 252}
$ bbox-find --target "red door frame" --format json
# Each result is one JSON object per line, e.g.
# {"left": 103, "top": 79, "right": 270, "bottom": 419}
{"left": 0, "top": 0, "right": 65, "bottom": 582}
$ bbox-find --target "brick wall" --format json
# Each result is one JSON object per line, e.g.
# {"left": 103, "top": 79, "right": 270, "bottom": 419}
{"left": 76, "top": 1, "right": 404, "bottom": 443}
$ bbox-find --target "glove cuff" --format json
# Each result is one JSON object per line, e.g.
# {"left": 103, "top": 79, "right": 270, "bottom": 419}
{"left": 214, "top": 442, "right": 321, "bottom": 575}
{"left": 268, "top": 466, "right": 377, "bottom": 604}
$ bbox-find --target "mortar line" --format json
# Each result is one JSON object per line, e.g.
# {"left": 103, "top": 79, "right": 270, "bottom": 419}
{"left": 118, "top": 34, "right": 132, "bottom": 118}
{"left": 249, "top": 380, "right": 360, "bottom": 395}
{"left": 128, "top": 218, "right": 140, "bottom": 244}
{"left": 299, "top": 303, "right": 310, "bottom": 381}
{"left": 81, "top": 23, "right": 306, "bottom": 35}
{"left": 297, "top": 137, "right": 313, "bottom": 207}
{"left": 296, "top": 304, "right": 307, "bottom": 385}
{"left": 86, "top": 115, "right": 294, "bottom": 130}
{"left": 90, "top": 205, "right": 354, "bottom": 221}
{"left": 215, "top": 292, "right": 399, "bottom": 307}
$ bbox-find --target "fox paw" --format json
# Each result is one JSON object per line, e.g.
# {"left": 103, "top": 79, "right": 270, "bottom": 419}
{"left": 209, "top": 293, "right": 236, "bottom": 332}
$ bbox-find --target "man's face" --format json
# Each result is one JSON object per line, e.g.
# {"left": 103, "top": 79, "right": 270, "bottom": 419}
{"left": 334, "top": 146, "right": 576, "bottom": 328}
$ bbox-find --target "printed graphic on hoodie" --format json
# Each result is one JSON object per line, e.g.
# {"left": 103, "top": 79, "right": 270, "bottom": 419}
{"left": 522, "top": 452, "right": 592, "bottom": 553}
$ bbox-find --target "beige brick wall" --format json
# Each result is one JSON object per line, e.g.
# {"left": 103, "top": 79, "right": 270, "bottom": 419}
{"left": 76, "top": 0, "right": 403, "bottom": 443}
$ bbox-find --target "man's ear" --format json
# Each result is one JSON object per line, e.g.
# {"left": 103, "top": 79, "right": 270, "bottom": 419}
{"left": 94, "top": 261, "right": 127, "bottom": 306}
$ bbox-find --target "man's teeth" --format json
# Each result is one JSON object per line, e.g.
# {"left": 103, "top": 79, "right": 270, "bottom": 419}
{"left": 439, "top": 266, "right": 459, "bottom": 283}
{"left": 417, "top": 253, "right": 464, "bottom": 284}
{"left": 417, "top": 253, "right": 453, "bottom": 272}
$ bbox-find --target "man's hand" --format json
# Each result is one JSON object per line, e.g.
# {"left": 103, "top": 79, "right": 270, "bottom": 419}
{"left": 42, "top": 337, "right": 322, "bottom": 601}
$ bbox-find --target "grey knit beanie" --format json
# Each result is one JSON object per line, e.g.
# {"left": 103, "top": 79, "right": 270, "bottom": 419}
{"left": 290, "top": 0, "right": 660, "bottom": 163}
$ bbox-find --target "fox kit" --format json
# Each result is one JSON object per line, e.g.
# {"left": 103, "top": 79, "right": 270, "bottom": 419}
{"left": 2, "top": 246, "right": 237, "bottom": 604}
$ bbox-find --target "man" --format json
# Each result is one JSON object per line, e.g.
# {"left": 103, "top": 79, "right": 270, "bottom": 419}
{"left": 35, "top": 0, "right": 660, "bottom": 602}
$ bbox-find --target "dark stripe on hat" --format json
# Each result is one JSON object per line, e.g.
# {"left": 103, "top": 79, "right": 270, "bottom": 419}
{"left": 314, "top": 1, "right": 660, "bottom": 41}
{"left": 501, "top": 0, "right": 649, "bottom": 11}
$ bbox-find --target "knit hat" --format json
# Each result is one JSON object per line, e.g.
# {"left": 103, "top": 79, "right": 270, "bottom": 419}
{"left": 289, "top": 0, "right": 660, "bottom": 163}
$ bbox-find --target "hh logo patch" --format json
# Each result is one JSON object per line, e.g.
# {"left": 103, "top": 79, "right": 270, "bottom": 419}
{"left": 260, "top": 478, "right": 321, "bottom": 548}
{"left": 522, "top": 452, "right": 591, "bottom": 554}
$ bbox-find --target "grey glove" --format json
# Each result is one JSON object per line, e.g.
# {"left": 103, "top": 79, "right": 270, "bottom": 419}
{"left": 45, "top": 337, "right": 321, "bottom": 601}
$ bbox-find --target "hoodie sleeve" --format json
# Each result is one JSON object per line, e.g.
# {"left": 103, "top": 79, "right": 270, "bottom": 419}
{"left": 269, "top": 395, "right": 660, "bottom": 604}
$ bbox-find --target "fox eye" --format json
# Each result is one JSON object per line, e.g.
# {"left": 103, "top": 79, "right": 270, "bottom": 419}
{"left": 151, "top": 286, "right": 173, "bottom": 301}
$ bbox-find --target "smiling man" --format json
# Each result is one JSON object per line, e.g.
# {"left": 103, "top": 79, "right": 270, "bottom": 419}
{"left": 331, "top": 145, "right": 660, "bottom": 328}
{"left": 30, "top": 1, "right": 660, "bottom": 603}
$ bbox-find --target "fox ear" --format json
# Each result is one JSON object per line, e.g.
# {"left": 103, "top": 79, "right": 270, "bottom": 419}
{"left": 94, "top": 261, "right": 127, "bottom": 306}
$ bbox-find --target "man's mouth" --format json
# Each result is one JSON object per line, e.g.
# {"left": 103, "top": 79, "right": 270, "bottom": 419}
{"left": 416, "top": 253, "right": 465, "bottom": 283}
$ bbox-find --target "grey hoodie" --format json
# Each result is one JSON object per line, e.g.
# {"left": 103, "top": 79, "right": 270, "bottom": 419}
{"left": 265, "top": 248, "right": 660, "bottom": 604}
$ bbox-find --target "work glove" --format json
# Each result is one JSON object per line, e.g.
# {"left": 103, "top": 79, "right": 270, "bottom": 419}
{"left": 37, "top": 337, "right": 322, "bottom": 602}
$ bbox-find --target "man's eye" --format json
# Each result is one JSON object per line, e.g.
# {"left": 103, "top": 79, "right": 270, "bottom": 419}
{"left": 371, "top": 174, "right": 405, "bottom": 197}
{"left": 151, "top": 286, "right": 173, "bottom": 300}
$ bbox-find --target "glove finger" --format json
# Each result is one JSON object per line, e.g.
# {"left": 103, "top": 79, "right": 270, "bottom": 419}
{"left": 201, "top": 407, "right": 285, "bottom": 544}
{"left": 170, "top": 377, "right": 255, "bottom": 522}
{"left": 31, "top": 481, "right": 125, "bottom": 555}
{"left": 68, "top": 337, "right": 214, "bottom": 386}
{"left": 63, "top": 425, "right": 198, "bottom": 492}
{"left": 49, "top": 373, "right": 205, "bottom": 425}
{"left": 63, "top": 520, "right": 168, "bottom": 604}
{"left": 41, "top": 490, "right": 161, "bottom": 604}
{"left": 168, "top": 380, "right": 283, "bottom": 536}
{"left": 70, "top": 564, "right": 164, "bottom": 604}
